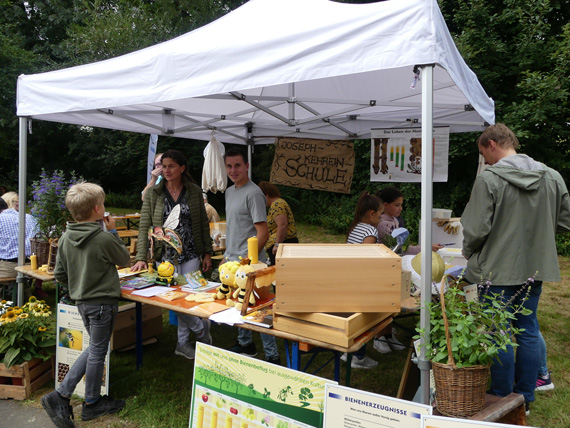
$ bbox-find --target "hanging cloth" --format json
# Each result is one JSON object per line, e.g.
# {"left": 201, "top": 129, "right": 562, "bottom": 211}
{"left": 201, "top": 136, "right": 227, "bottom": 193}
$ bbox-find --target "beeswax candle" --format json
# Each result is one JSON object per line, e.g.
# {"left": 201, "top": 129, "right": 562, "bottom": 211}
{"left": 30, "top": 254, "right": 38, "bottom": 270}
{"left": 247, "top": 236, "right": 258, "bottom": 264}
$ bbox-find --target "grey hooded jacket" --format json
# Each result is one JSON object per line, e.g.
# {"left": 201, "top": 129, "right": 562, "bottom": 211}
{"left": 461, "top": 154, "right": 570, "bottom": 285}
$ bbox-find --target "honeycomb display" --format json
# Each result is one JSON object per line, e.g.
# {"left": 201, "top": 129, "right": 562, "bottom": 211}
{"left": 58, "top": 362, "right": 70, "bottom": 383}
{"left": 155, "top": 261, "right": 177, "bottom": 286}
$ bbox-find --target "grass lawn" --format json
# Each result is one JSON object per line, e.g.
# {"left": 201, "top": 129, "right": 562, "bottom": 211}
{"left": 21, "top": 221, "right": 570, "bottom": 427}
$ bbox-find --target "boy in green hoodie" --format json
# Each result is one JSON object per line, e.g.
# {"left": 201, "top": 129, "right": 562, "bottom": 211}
{"left": 41, "top": 182, "right": 130, "bottom": 428}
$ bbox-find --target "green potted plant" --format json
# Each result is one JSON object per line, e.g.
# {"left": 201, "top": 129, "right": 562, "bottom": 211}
{"left": 28, "top": 170, "right": 81, "bottom": 265}
{"left": 416, "top": 275, "right": 533, "bottom": 417}
{"left": 0, "top": 297, "right": 56, "bottom": 368}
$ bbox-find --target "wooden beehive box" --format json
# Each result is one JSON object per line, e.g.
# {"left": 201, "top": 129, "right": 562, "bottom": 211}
{"left": 273, "top": 310, "right": 392, "bottom": 347}
{"left": 275, "top": 244, "right": 401, "bottom": 313}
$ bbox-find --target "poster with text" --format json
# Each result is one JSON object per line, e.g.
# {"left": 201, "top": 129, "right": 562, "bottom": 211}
{"left": 324, "top": 384, "right": 431, "bottom": 428}
{"left": 189, "top": 343, "right": 337, "bottom": 428}
{"left": 271, "top": 137, "right": 355, "bottom": 194}
{"left": 421, "top": 414, "right": 535, "bottom": 428}
{"left": 370, "top": 127, "right": 449, "bottom": 182}
{"left": 55, "top": 303, "right": 109, "bottom": 398}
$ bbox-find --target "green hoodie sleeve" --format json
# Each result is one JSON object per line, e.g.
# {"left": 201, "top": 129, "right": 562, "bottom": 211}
{"left": 461, "top": 175, "right": 495, "bottom": 259}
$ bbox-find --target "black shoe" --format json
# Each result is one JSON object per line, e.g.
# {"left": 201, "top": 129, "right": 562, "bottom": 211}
{"left": 41, "top": 390, "right": 75, "bottom": 428}
{"left": 81, "top": 395, "right": 125, "bottom": 421}
{"left": 229, "top": 342, "right": 258, "bottom": 357}
{"left": 266, "top": 355, "right": 281, "bottom": 365}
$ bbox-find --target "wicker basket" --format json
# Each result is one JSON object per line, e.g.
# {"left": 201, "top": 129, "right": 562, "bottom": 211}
{"left": 432, "top": 275, "right": 490, "bottom": 417}
{"left": 30, "top": 238, "right": 50, "bottom": 266}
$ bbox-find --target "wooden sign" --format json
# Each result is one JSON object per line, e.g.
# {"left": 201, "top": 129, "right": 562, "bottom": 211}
{"left": 270, "top": 137, "right": 355, "bottom": 194}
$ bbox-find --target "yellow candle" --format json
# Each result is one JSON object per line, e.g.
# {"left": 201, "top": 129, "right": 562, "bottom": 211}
{"left": 247, "top": 236, "right": 258, "bottom": 264}
{"left": 225, "top": 415, "right": 233, "bottom": 428}
{"left": 30, "top": 254, "right": 38, "bottom": 270}
{"left": 210, "top": 410, "right": 218, "bottom": 428}
{"left": 197, "top": 404, "right": 205, "bottom": 428}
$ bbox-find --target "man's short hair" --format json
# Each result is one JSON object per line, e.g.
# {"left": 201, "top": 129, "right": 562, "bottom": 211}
{"left": 0, "top": 198, "right": 8, "bottom": 212}
{"left": 65, "top": 182, "right": 105, "bottom": 221}
{"left": 223, "top": 147, "right": 248, "bottom": 164}
{"left": 477, "top": 123, "right": 520, "bottom": 150}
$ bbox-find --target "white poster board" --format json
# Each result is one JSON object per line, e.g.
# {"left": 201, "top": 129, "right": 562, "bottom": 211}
{"left": 421, "top": 414, "right": 535, "bottom": 428}
{"left": 55, "top": 303, "right": 110, "bottom": 398}
{"left": 324, "top": 384, "right": 432, "bottom": 428}
{"left": 370, "top": 127, "right": 449, "bottom": 182}
{"left": 190, "top": 343, "right": 336, "bottom": 428}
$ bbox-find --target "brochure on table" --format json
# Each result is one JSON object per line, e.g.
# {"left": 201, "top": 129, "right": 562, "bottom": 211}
{"left": 55, "top": 303, "right": 109, "bottom": 398}
{"left": 421, "top": 415, "right": 537, "bottom": 428}
{"left": 324, "top": 384, "right": 431, "bottom": 428}
{"left": 190, "top": 343, "right": 336, "bottom": 428}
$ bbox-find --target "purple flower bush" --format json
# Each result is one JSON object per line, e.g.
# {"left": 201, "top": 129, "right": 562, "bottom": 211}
{"left": 28, "top": 170, "right": 82, "bottom": 241}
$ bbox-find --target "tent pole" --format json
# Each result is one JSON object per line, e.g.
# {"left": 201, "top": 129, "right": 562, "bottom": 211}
{"left": 419, "top": 64, "right": 434, "bottom": 405}
{"left": 17, "top": 117, "right": 29, "bottom": 307}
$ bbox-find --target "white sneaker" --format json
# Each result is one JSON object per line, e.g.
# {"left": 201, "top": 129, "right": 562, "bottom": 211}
{"left": 351, "top": 355, "right": 378, "bottom": 369}
{"left": 387, "top": 335, "right": 406, "bottom": 351}
{"left": 373, "top": 336, "right": 392, "bottom": 354}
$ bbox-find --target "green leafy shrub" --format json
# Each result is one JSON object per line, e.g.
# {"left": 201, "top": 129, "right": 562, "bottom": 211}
{"left": 416, "top": 276, "right": 533, "bottom": 368}
{"left": 105, "top": 191, "right": 142, "bottom": 210}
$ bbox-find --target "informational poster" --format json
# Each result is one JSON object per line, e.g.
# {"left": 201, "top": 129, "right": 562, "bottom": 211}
{"left": 190, "top": 343, "right": 337, "bottom": 428}
{"left": 421, "top": 415, "right": 535, "bottom": 428}
{"left": 370, "top": 127, "right": 449, "bottom": 182}
{"left": 324, "top": 384, "right": 432, "bottom": 428}
{"left": 55, "top": 303, "right": 109, "bottom": 398}
{"left": 270, "top": 137, "right": 355, "bottom": 194}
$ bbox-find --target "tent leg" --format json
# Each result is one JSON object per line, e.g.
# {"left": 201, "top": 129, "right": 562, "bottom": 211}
{"left": 17, "top": 117, "right": 29, "bottom": 307}
{"left": 419, "top": 64, "right": 434, "bottom": 406}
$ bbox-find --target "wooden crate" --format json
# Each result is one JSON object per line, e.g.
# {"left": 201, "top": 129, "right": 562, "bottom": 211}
{"left": 275, "top": 244, "right": 401, "bottom": 313}
{"left": 0, "top": 357, "right": 55, "bottom": 400}
{"left": 273, "top": 310, "right": 392, "bottom": 347}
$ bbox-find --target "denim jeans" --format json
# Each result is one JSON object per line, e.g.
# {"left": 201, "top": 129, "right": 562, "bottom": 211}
{"left": 174, "top": 258, "right": 205, "bottom": 345}
{"left": 57, "top": 303, "right": 117, "bottom": 404}
{"left": 486, "top": 282, "right": 542, "bottom": 404}
{"left": 238, "top": 328, "right": 279, "bottom": 360}
{"left": 538, "top": 330, "right": 548, "bottom": 376}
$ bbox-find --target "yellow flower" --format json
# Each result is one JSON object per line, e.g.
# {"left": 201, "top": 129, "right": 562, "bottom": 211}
{"left": 18, "top": 313, "right": 29, "bottom": 319}
{"left": 38, "top": 326, "right": 47, "bottom": 332}
{"left": 28, "top": 296, "right": 37, "bottom": 303}
{"left": 1, "top": 300, "right": 6, "bottom": 304}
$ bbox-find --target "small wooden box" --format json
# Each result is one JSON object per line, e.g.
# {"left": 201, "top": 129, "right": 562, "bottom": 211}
{"left": 0, "top": 357, "right": 55, "bottom": 400}
{"left": 273, "top": 311, "right": 392, "bottom": 347}
{"left": 275, "top": 244, "right": 401, "bottom": 313}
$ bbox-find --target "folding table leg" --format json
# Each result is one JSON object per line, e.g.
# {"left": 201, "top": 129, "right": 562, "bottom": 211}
{"left": 135, "top": 302, "right": 143, "bottom": 369}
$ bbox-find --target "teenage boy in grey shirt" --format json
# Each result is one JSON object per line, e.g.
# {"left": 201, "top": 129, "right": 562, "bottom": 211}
{"left": 223, "top": 147, "right": 280, "bottom": 364}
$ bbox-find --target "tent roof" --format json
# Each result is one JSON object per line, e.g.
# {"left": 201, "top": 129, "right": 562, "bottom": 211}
{"left": 16, "top": 0, "right": 494, "bottom": 145}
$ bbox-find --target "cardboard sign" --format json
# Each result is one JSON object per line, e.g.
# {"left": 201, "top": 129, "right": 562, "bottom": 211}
{"left": 270, "top": 137, "right": 355, "bottom": 194}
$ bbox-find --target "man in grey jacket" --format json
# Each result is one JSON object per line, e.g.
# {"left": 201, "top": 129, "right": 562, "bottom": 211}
{"left": 461, "top": 123, "right": 570, "bottom": 411}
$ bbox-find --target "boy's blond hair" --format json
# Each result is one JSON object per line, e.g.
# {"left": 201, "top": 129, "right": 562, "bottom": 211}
{"left": 65, "top": 182, "right": 105, "bottom": 221}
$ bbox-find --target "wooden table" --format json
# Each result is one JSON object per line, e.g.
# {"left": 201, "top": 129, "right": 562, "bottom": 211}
{"left": 14, "top": 265, "right": 55, "bottom": 282}
{"left": 111, "top": 213, "right": 141, "bottom": 230}
{"left": 121, "top": 286, "right": 392, "bottom": 384}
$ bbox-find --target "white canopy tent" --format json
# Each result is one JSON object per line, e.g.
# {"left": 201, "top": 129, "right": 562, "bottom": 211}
{"left": 16, "top": 0, "right": 494, "bottom": 403}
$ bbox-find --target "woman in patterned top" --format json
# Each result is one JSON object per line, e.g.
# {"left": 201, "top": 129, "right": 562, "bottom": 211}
{"left": 132, "top": 149, "right": 213, "bottom": 360}
{"left": 257, "top": 181, "right": 298, "bottom": 266}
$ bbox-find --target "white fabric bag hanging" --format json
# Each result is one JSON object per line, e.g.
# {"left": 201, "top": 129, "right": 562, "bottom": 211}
{"left": 201, "top": 136, "right": 227, "bottom": 193}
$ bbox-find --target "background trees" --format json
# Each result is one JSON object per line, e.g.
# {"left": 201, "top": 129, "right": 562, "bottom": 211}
{"left": 1, "top": 0, "right": 569, "bottom": 247}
